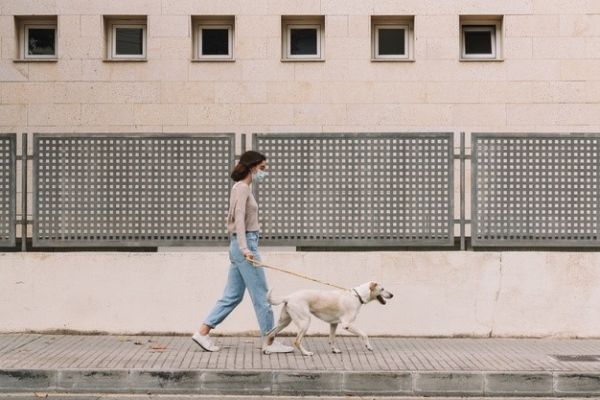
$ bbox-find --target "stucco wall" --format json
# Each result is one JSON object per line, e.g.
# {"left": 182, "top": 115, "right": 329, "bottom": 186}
{"left": 1, "top": 250, "right": 599, "bottom": 337}
{"left": 1, "top": 0, "right": 600, "bottom": 134}
{"left": 2, "top": 1, "right": 600, "bottom": 338}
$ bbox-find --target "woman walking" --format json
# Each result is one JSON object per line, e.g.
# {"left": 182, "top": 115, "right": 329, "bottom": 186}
{"left": 192, "top": 151, "right": 293, "bottom": 354}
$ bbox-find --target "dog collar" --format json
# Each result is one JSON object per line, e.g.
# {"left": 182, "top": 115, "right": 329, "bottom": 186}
{"left": 352, "top": 288, "right": 366, "bottom": 304}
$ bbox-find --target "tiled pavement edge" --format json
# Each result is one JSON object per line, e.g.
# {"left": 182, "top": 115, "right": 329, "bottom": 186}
{"left": 1, "top": 335, "right": 600, "bottom": 396}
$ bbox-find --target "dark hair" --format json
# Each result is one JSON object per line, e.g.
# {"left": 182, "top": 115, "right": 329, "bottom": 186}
{"left": 231, "top": 151, "right": 267, "bottom": 181}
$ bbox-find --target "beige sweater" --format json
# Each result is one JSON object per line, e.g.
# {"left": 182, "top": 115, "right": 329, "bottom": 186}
{"left": 227, "top": 181, "right": 260, "bottom": 252}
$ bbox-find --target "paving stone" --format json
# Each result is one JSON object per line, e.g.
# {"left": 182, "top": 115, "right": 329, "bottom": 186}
{"left": 555, "top": 373, "right": 600, "bottom": 395}
{"left": 485, "top": 372, "right": 553, "bottom": 396}
{"left": 56, "top": 369, "right": 131, "bottom": 393}
{"left": 414, "top": 372, "right": 484, "bottom": 396}
{"left": 272, "top": 371, "right": 342, "bottom": 395}
{"left": 342, "top": 371, "right": 412, "bottom": 395}
{"left": 200, "top": 371, "right": 272, "bottom": 395}
{"left": 2, "top": 334, "right": 600, "bottom": 396}
{"left": 0, "top": 369, "right": 57, "bottom": 392}
{"left": 131, "top": 370, "right": 201, "bottom": 393}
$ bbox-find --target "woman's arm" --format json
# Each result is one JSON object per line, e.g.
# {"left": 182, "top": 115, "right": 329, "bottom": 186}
{"left": 233, "top": 184, "right": 252, "bottom": 256}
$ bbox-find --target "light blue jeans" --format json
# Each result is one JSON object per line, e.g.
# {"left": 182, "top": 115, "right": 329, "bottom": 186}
{"left": 203, "top": 231, "right": 274, "bottom": 335}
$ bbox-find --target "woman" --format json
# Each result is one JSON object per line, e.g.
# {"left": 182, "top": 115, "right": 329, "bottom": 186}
{"left": 192, "top": 151, "right": 293, "bottom": 354}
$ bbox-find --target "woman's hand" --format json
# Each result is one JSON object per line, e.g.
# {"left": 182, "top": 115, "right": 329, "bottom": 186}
{"left": 244, "top": 251, "right": 254, "bottom": 262}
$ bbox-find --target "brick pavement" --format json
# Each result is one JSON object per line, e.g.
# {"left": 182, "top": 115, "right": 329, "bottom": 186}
{"left": 1, "top": 334, "right": 600, "bottom": 396}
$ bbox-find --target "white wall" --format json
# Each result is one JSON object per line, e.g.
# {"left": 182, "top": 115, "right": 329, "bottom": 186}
{"left": 1, "top": 0, "right": 600, "bottom": 134}
{"left": 1, "top": 250, "right": 599, "bottom": 337}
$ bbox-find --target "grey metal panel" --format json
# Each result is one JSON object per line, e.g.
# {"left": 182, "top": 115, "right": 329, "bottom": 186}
{"left": 33, "top": 133, "right": 235, "bottom": 247}
{"left": 253, "top": 132, "right": 454, "bottom": 247}
{"left": 472, "top": 133, "right": 600, "bottom": 247}
{"left": 0, "top": 134, "right": 16, "bottom": 247}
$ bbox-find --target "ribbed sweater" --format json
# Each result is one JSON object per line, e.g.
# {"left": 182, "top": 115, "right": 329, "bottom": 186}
{"left": 226, "top": 181, "right": 260, "bottom": 252}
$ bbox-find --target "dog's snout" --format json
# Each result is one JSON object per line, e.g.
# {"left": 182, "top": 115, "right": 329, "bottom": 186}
{"left": 384, "top": 291, "right": 394, "bottom": 299}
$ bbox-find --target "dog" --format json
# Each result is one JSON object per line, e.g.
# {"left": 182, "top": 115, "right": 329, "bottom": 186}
{"left": 266, "top": 281, "right": 393, "bottom": 356}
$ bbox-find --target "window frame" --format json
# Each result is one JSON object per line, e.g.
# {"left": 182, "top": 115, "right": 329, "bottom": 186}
{"left": 110, "top": 23, "right": 147, "bottom": 60}
{"left": 460, "top": 22, "right": 501, "bottom": 60}
{"left": 196, "top": 23, "right": 234, "bottom": 60}
{"left": 284, "top": 23, "right": 323, "bottom": 60}
{"left": 373, "top": 23, "right": 409, "bottom": 60}
{"left": 23, "top": 23, "right": 57, "bottom": 60}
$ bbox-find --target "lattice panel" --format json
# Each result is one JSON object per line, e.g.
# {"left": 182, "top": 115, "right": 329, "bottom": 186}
{"left": 472, "top": 134, "right": 600, "bottom": 246}
{"left": 254, "top": 133, "right": 454, "bottom": 246}
{"left": 34, "top": 134, "right": 234, "bottom": 246}
{"left": 0, "top": 134, "right": 16, "bottom": 247}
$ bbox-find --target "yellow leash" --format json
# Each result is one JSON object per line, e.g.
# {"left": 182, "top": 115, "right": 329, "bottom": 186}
{"left": 248, "top": 258, "right": 348, "bottom": 291}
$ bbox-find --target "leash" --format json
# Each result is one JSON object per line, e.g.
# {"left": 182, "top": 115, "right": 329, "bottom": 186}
{"left": 248, "top": 258, "right": 348, "bottom": 291}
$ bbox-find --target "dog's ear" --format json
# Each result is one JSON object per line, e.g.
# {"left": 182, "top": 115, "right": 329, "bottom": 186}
{"left": 369, "top": 282, "right": 377, "bottom": 291}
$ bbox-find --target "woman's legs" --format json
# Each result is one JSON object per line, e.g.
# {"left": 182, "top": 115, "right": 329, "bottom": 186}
{"left": 237, "top": 258, "right": 275, "bottom": 341}
{"left": 201, "top": 263, "right": 246, "bottom": 332}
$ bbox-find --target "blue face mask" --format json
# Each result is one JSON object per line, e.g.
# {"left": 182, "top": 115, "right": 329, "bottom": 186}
{"left": 253, "top": 169, "right": 268, "bottom": 183}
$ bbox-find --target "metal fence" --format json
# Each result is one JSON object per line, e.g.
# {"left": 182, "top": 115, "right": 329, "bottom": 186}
{"left": 472, "top": 133, "right": 600, "bottom": 247}
{"left": 33, "top": 133, "right": 235, "bottom": 247}
{"left": 0, "top": 134, "right": 16, "bottom": 247}
{"left": 253, "top": 133, "right": 455, "bottom": 246}
{"left": 4, "top": 131, "right": 599, "bottom": 250}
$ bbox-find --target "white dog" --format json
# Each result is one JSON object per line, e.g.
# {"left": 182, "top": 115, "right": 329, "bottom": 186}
{"left": 266, "top": 281, "right": 393, "bottom": 356}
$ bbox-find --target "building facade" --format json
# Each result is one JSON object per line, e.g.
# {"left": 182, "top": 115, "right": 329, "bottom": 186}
{"left": 1, "top": 0, "right": 600, "bottom": 336}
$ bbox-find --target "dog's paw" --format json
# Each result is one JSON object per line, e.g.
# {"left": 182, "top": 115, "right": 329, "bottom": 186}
{"left": 366, "top": 344, "right": 374, "bottom": 351}
{"left": 331, "top": 347, "right": 342, "bottom": 354}
{"left": 302, "top": 351, "right": 314, "bottom": 356}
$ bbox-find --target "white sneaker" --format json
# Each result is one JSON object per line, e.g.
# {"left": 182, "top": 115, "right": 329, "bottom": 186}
{"left": 262, "top": 340, "right": 294, "bottom": 355}
{"left": 192, "top": 332, "right": 220, "bottom": 352}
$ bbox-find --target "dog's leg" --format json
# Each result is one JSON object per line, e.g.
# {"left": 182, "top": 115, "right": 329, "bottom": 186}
{"left": 266, "top": 305, "right": 292, "bottom": 339}
{"left": 342, "top": 323, "right": 373, "bottom": 351}
{"left": 329, "top": 323, "right": 341, "bottom": 354}
{"left": 287, "top": 306, "right": 313, "bottom": 356}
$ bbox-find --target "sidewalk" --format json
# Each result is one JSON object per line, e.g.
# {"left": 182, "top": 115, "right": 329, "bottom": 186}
{"left": 1, "top": 334, "right": 600, "bottom": 397}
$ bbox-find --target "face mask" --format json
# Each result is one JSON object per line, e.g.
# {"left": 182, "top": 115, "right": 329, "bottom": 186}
{"left": 252, "top": 169, "right": 268, "bottom": 183}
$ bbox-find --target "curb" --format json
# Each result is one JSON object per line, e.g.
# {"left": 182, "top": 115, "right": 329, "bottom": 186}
{"left": 1, "top": 369, "right": 599, "bottom": 396}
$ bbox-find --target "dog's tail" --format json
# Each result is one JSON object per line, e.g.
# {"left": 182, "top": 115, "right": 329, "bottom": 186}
{"left": 267, "top": 288, "right": 285, "bottom": 306}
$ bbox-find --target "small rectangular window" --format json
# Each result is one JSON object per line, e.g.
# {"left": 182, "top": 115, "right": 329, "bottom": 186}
{"left": 282, "top": 16, "right": 324, "bottom": 61}
{"left": 371, "top": 17, "right": 414, "bottom": 61}
{"left": 460, "top": 16, "right": 503, "bottom": 61}
{"left": 25, "top": 25, "right": 57, "bottom": 58}
{"left": 193, "top": 16, "right": 235, "bottom": 61}
{"left": 375, "top": 25, "right": 407, "bottom": 58}
{"left": 112, "top": 24, "right": 146, "bottom": 59}
{"left": 15, "top": 17, "right": 59, "bottom": 61}
{"left": 290, "top": 27, "right": 318, "bottom": 56}
{"left": 463, "top": 26, "right": 495, "bottom": 58}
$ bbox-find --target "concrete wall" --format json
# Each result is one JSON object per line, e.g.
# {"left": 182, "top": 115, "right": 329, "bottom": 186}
{"left": 1, "top": 0, "right": 600, "bottom": 134}
{"left": 2, "top": 1, "right": 600, "bottom": 337}
{"left": 1, "top": 250, "right": 599, "bottom": 337}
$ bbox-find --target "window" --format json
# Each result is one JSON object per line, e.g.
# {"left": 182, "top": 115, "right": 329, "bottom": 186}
{"left": 104, "top": 16, "right": 147, "bottom": 60}
{"left": 112, "top": 24, "right": 146, "bottom": 59}
{"left": 371, "top": 16, "right": 414, "bottom": 61}
{"left": 460, "top": 17, "right": 503, "bottom": 61}
{"left": 282, "top": 16, "right": 324, "bottom": 61}
{"left": 14, "top": 16, "right": 58, "bottom": 61}
{"left": 24, "top": 24, "right": 57, "bottom": 58}
{"left": 193, "top": 16, "right": 235, "bottom": 61}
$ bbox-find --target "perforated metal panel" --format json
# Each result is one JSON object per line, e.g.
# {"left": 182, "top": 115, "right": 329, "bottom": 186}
{"left": 253, "top": 133, "right": 454, "bottom": 246}
{"left": 472, "top": 133, "right": 600, "bottom": 247}
{"left": 0, "top": 134, "right": 16, "bottom": 247}
{"left": 33, "top": 134, "right": 234, "bottom": 247}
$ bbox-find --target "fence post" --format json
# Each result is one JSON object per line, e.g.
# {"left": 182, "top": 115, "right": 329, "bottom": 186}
{"left": 460, "top": 131, "right": 466, "bottom": 251}
{"left": 21, "top": 133, "right": 27, "bottom": 252}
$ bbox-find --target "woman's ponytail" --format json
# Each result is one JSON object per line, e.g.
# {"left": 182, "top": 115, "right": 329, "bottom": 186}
{"left": 231, "top": 162, "right": 250, "bottom": 181}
